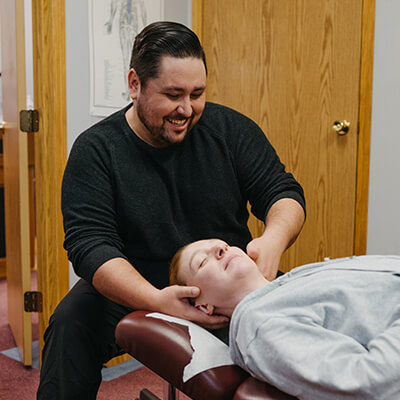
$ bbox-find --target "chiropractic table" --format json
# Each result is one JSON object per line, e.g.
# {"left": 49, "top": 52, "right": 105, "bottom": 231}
{"left": 115, "top": 311, "right": 296, "bottom": 400}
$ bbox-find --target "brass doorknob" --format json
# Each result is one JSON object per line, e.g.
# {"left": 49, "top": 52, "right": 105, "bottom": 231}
{"left": 332, "top": 120, "right": 350, "bottom": 135}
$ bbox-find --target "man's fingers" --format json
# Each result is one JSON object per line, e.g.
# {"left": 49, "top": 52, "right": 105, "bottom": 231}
{"left": 159, "top": 286, "right": 229, "bottom": 328}
{"left": 201, "top": 322, "right": 229, "bottom": 330}
{"left": 186, "top": 306, "right": 229, "bottom": 324}
{"left": 196, "top": 314, "right": 230, "bottom": 330}
{"left": 176, "top": 285, "right": 200, "bottom": 298}
{"left": 194, "top": 318, "right": 229, "bottom": 330}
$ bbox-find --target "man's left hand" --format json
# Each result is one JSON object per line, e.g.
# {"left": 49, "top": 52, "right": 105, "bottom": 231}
{"left": 247, "top": 198, "right": 305, "bottom": 280}
{"left": 247, "top": 233, "right": 284, "bottom": 280}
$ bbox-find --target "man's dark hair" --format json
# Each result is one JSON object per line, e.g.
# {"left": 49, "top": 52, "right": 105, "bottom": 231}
{"left": 130, "top": 21, "right": 207, "bottom": 88}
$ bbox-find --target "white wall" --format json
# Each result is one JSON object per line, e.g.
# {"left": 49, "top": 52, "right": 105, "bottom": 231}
{"left": 366, "top": 0, "right": 400, "bottom": 255}
{"left": 65, "top": 0, "right": 191, "bottom": 286}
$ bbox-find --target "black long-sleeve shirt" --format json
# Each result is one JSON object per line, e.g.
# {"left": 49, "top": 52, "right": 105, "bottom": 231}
{"left": 62, "top": 102, "right": 305, "bottom": 289}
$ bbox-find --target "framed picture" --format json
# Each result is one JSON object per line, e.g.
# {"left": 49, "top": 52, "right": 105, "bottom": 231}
{"left": 88, "top": 0, "right": 164, "bottom": 116}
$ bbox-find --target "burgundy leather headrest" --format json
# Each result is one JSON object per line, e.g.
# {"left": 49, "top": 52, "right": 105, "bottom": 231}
{"left": 115, "top": 311, "right": 249, "bottom": 400}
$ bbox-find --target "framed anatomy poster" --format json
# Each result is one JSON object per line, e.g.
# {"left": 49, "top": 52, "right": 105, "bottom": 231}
{"left": 88, "top": 0, "right": 164, "bottom": 116}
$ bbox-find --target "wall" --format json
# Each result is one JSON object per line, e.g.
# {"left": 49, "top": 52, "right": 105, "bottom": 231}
{"left": 366, "top": 0, "right": 400, "bottom": 255}
{"left": 65, "top": 0, "right": 191, "bottom": 286}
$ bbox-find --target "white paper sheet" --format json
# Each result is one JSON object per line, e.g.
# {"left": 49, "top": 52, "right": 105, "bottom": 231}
{"left": 146, "top": 312, "right": 234, "bottom": 382}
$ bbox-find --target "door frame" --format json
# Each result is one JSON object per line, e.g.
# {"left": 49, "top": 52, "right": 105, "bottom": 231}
{"left": 31, "top": 0, "right": 69, "bottom": 359}
{"left": 192, "top": 0, "right": 375, "bottom": 255}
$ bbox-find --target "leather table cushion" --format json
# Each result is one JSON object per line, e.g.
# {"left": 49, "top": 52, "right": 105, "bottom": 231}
{"left": 116, "top": 311, "right": 295, "bottom": 400}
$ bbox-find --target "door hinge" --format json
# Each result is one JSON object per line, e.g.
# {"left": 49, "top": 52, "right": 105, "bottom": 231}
{"left": 24, "top": 291, "right": 43, "bottom": 312}
{"left": 19, "top": 109, "right": 39, "bottom": 133}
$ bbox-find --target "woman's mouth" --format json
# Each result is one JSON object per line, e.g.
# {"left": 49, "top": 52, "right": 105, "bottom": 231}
{"left": 225, "top": 255, "right": 238, "bottom": 270}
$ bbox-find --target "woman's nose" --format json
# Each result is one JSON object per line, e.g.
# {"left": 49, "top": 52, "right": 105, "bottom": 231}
{"left": 214, "top": 244, "right": 228, "bottom": 259}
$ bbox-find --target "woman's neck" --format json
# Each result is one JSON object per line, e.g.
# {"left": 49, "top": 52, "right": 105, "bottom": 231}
{"left": 216, "top": 277, "right": 269, "bottom": 318}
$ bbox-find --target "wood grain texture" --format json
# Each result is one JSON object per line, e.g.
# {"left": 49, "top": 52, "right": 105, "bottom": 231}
{"left": 31, "top": 0, "right": 69, "bottom": 362}
{"left": 354, "top": 0, "right": 375, "bottom": 255}
{"left": 191, "top": 0, "right": 203, "bottom": 41}
{"left": 0, "top": 258, "right": 5, "bottom": 278}
{"left": 0, "top": 0, "right": 33, "bottom": 365}
{"left": 201, "top": 0, "right": 368, "bottom": 271}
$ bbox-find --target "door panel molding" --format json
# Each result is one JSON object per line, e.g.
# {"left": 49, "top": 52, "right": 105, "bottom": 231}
{"left": 354, "top": 0, "right": 375, "bottom": 255}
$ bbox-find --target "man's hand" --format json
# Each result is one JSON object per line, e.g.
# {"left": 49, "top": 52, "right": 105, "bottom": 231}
{"left": 93, "top": 259, "right": 228, "bottom": 328}
{"left": 155, "top": 285, "right": 229, "bottom": 330}
{"left": 247, "top": 199, "right": 305, "bottom": 280}
{"left": 247, "top": 233, "right": 284, "bottom": 280}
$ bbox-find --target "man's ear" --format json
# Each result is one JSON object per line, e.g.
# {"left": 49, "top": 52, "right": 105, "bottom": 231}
{"left": 128, "top": 68, "right": 140, "bottom": 100}
{"left": 195, "top": 303, "right": 214, "bottom": 316}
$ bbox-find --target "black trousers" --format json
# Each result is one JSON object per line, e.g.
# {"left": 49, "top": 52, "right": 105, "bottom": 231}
{"left": 36, "top": 279, "right": 132, "bottom": 400}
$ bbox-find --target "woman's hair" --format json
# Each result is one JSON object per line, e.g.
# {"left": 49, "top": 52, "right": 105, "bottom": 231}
{"left": 169, "top": 244, "right": 188, "bottom": 285}
{"left": 130, "top": 21, "right": 207, "bottom": 88}
{"left": 170, "top": 243, "right": 197, "bottom": 305}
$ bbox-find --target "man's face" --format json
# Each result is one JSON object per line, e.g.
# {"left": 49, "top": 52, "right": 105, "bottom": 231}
{"left": 128, "top": 56, "right": 207, "bottom": 147}
{"left": 178, "top": 239, "right": 259, "bottom": 311}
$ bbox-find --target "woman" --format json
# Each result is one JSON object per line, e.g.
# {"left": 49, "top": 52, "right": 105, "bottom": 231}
{"left": 170, "top": 239, "right": 400, "bottom": 400}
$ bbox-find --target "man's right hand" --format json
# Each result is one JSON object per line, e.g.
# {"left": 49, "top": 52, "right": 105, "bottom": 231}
{"left": 155, "top": 285, "right": 229, "bottom": 330}
{"left": 93, "top": 258, "right": 229, "bottom": 329}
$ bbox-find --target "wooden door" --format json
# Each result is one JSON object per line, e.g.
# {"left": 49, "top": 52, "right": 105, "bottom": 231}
{"left": 195, "top": 0, "right": 374, "bottom": 271}
{"left": 0, "top": 0, "right": 33, "bottom": 365}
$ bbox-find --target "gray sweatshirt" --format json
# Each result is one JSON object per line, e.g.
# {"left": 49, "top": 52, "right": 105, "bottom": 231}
{"left": 229, "top": 255, "right": 400, "bottom": 400}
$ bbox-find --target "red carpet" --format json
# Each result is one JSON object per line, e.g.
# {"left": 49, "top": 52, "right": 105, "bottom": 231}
{"left": 0, "top": 275, "right": 187, "bottom": 400}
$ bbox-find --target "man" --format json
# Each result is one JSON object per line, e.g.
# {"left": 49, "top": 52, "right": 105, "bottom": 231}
{"left": 37, "top": 21, "right": 305, "bottom": 399}
{"left": 170, "top": 239, "right": 400, "bottom": 400}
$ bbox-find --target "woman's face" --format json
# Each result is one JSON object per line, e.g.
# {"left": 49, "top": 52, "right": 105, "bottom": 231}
{"left": 178, "top": 239, "right": 260, "bottom": 312}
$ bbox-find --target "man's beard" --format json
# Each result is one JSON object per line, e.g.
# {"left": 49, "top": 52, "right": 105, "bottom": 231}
{"left": 136, "top": 100, "right": 194, "bottom": 147}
